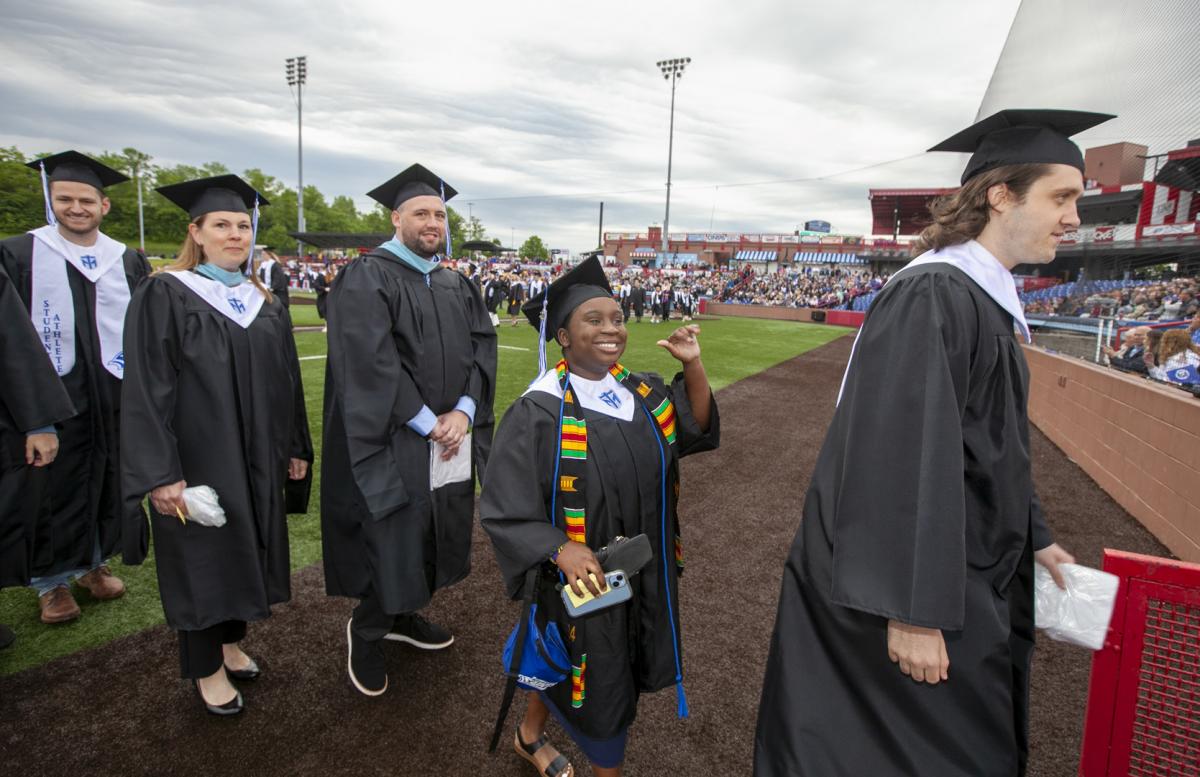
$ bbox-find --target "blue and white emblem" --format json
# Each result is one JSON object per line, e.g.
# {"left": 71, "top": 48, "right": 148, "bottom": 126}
{"left": 228, "top": 297, "right": 247, "bottom": 314}
{"left": 599, "top": 389, "right": 622, "bottom": 409}
{"left": 81, "top": 255, "right": 98, "bottom": 270}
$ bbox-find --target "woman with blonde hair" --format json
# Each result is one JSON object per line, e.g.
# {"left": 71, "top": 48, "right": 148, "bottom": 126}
{"left": 121, "top": 175, "right": 312, "bottom": 716}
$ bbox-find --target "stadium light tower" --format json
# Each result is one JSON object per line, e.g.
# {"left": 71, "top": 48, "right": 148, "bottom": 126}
{"left": 656, "top": 56, "right": 690, "bottom": 254}
{"left": 286, "top": 56, "right": 308, "bottom": 258}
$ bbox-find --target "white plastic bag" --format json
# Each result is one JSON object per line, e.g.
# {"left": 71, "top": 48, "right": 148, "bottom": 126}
{"left": 182, "top": 485, "right": 227, "bottom": 528}
{"left": 429, "top": 432, "right": 472, "bottom": 490}
{"left": 1033, "top": 562, "right": 1119, "bottom": 650}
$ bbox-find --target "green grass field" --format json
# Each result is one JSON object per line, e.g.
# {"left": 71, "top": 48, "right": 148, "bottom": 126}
{"left": 0, "top": 317, "right": 847, "bottom": 676}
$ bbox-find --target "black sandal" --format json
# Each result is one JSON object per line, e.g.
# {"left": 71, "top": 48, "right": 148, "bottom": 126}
{"left": 515, "top": 729, "right": 573, "bottom": 777}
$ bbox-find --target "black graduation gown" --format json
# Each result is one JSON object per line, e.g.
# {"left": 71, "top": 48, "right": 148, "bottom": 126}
{"left": 632, "top": 288, "right": 645, "bottom": 317}
{"left": 120, "top": 274, "right": 312, "bottom": 631}
{"left": 0, "top": 234, "right": 150, "bottom": 575}
{"left": 754, "top": 264, "right": 1052, "bottom": 777}
{"left": 481, "top": 372, "right": 719, "bottom": 739}
{"left": 313, "top": 273, "right": 328, "bottom": 319}
{"left": 0, "top": 264, "right": 77, "bottom": 588}
{"left": 261, "top": 263, "right": 290, "bottom": 307}
{"left": 321, "top": 250, "right": 497, "bottom": 613}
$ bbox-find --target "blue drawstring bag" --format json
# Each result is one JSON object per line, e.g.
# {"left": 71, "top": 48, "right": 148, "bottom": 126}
{"left": 489, "top": 567, "right": 571, "bottom": 751}
{"left": 502, "top": 603, "right": 571, "bottom": 691}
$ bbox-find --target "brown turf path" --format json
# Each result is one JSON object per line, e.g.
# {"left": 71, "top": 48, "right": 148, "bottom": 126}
{"left": 0, "top": 336, "right": 1170, "bottom": 776}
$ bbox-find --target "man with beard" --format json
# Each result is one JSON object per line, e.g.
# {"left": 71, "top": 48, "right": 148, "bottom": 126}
{"left": 321, "top": 163, "right": 497, "bottom": 696}
{"left": 754, "top": 110, "right": 1101, "bottom": 776}
{"left": 0, "top": 151, "right": 150, "bottom": 624}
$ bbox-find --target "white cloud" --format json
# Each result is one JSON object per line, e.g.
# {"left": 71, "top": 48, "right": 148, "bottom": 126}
{"left": 5, "top": 0, "right": 1193, "bottom": 250}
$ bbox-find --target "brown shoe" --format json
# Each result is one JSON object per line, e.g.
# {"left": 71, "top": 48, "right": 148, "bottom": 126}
{"left": 76, "top": 565, "right": 125, "bottom": 600}
{"left": 39, "top": 586, "right": 81, "bottom": 624}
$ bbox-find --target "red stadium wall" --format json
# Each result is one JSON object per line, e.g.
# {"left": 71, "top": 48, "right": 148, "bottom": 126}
{"left": 705, "top": 303, "right": 866, "bottom": 328}
{"left": 1024, "top": 346, "right": 1200, "bottom": 562}
{"left": 706, "top": 303, "right": 816, "bottom": 322}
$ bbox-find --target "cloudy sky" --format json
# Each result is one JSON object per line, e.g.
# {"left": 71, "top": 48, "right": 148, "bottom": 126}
{"left": 2, "top": 0, "right": 1196, "bottom": 251}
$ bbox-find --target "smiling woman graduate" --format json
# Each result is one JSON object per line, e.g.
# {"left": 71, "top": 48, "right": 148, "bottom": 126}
{"left": 120, "top": 175, "right": 312, "bottom": 717}
{"left": 481, "top": 256, "right": 720, "bottom": 777}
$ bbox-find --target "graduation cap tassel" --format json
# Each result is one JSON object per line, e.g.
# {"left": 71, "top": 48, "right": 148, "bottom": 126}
{"left": 244, "top": 196, "right": 260, "bottom": 277}
{"left": 537, "top": 294, "right": 549, "bottom": 375}
{"left": 676, "top": 681, "right": 690, "bottom": 719}
{"left": 38, "top": 161, "right": 58, "bottom": 227}
{"left": 439, "top": 180, "right": 452, "bottom": 259}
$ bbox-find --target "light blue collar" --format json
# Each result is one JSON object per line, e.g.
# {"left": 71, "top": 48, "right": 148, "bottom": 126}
{"left": 196, "top": 262, "right": 246, "bottom": 287}
{"left": 380, "top": 238, "right": 441, "bottom": 275}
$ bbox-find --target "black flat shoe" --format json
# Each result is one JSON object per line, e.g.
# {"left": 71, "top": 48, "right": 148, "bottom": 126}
{"left": 224, "top": 657, "right": 261, "bottom": 681}
{"left": 193, "top": 680, "right": 244, "bottom": 716}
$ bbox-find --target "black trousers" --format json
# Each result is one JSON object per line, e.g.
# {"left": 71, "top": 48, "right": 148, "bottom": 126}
{"left": 178, "top": 620, "right": 246, "bottom": 679}
{"left": 351, "top": 589, "right": 399, "bottom": 643}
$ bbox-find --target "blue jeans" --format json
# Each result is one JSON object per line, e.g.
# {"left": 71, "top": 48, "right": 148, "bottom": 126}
{"left": 30, "top": 532, "right": 103, "bottom": 597}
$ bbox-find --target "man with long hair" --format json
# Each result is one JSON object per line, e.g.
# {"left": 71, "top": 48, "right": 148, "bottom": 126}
{"left": 0, "top": 152, "right": 150, "bottom": 624}
{"left": 754, "top": 110, "right": 1104, "bottom": 777}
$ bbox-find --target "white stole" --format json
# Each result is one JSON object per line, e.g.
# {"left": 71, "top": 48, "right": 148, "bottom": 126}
{"left": 29, "top": 225, "right": 131, "bottom": 379}
{"left": 836, "top": 240, "right": 1031, "bottom": 406}
{"left": 165, "top": 270, "right": 266, "bottom": 328}
{"left": 525, "top": 368, "right": 635, "bottom": 422}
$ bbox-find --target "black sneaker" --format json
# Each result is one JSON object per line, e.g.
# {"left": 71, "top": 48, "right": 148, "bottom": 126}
{"left": 383, "top": 613, "right": 454, "bottom": 650}
{"left": 346, "top": 619, "right": 387, "bottom": 696}
{"left": 0, "top": 623, "right": 14, "bottom": 650}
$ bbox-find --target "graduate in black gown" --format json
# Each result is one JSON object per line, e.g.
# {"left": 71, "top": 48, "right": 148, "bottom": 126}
{"left": 0, "top": 263, "right": 76, "bottom": 649}
{"left": 0, "top": 151, "right": 151, "bottom": 624}
{"left": 481, "top": 257, "right": 719, "bottom": 777}
{"left": 753, "top": 110, "right": 1110, "bottom": 777}
{"left": 121, "top": 175, "right": 312, "bottom": 716}
{"left": 255, "top": 248, "right": 291, "bottom": 307}
{"left": 321, "top": 163, "right": 497, "bottom": 697}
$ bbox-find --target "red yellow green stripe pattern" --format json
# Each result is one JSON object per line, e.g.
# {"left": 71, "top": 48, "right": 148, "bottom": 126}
{"left": 652, "top": 397, "right": 677, "bottom": 444}
{"left": 560, "top": 416, "right": 587, "bottom": 460}
{"left": 572, "top": 654, "right": 587, "bottom": 708}
{"left": 608, "top": 364, "right": 631, "bottom": 383}
{"left": 564, "top": 506, "right": 587, "bottom": 543}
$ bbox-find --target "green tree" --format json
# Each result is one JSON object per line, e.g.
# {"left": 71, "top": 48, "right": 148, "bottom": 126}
{"left": 0, "top": 147, "right": 41, "bottom": 235}
{"left": 520, "top": 234, "right": 550, "bottom": 262}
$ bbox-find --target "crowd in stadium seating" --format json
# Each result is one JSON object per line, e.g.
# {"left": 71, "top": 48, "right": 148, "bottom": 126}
{"left": 714, "top": 267, "right": 888, "bottom": 309}
{"left": 1021, "top": 276, "right": 1200, "bottom": 321}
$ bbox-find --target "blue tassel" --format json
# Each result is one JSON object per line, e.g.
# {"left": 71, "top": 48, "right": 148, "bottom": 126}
{"left": 245, "top": 196, "right": 260, "bottom": 276}
{"left": 676, "top": 681, "right": 689, "bottom": 719}
{"left": 39, "top": 161, "right": 58, "bottom": 227}
{"left": 439, "top": 180, "right": 451, "bottom": 258}
{"left": 536, "top": 293, "right": 549, "bottom": 375}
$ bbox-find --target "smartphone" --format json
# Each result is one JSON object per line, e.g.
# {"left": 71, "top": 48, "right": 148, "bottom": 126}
{"left": 561, "top": 570, "right": 632, "bottom": 617}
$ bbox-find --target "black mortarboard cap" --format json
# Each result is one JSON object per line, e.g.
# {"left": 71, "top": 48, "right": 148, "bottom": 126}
{"left": 27, "top": 150, "right": 129, "bottom": 190}
{"left": 929, "top": 109, "right": 1115, "bottom": 184}
{"left": 522, "top": 255, "right": 613, "bottom": 340}
{"left": 366, "top": 163, "right": 457, "bottom": 210}
{"left": 155, "top": 175, "right": 270, "bottom": 219}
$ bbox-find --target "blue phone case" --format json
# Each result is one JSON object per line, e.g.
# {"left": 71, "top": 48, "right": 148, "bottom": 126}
{"left": 561, "top": 570, "right": 632, "bottom": 617}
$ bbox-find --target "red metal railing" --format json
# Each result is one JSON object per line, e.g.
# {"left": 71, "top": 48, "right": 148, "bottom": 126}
{"left": 1079, "top": 550, "right": 1200, "bottom": 776}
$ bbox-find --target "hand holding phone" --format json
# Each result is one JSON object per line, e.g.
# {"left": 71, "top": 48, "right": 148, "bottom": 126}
{"left": 561, "top": 570, "right": 632, "bottom": 617}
